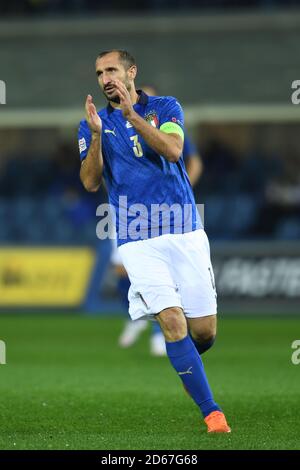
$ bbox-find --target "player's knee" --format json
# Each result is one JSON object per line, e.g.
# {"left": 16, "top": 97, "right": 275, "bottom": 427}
{"left": 192, "top": 327, "right": 216, "bottom": 344}
{"left": 190, "top": 320, "right": 216, "bottom": 354}
{"left": 193, "top": 335, "right": 216, "bottom": 354}
{"left": 190, "top": 317, "right": 216, "bottom": 343}
{"left": 157, "top": 307, "right": 187, "bottom": 342}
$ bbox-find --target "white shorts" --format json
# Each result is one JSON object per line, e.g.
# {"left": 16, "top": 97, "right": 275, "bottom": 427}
{"left": 118, "top": 229, "right": 217, "bottom": 321}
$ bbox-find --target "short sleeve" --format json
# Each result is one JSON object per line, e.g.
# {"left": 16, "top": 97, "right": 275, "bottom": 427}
{"left": 159, "top": 97, "right": 184, "bottom": 141}
{"left": 78, "top": 119, "right": 91, "bottom": 161}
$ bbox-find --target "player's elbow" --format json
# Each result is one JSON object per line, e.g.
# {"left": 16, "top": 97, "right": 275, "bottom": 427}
{"left": 167, "top": 147, "right": 182, "bottom": 163}
{"left": 83, "top": 179, "right": 101, "bottom": 192}
{"left": 80, "top": 173, "right": 101, "bottom": 192}
{"left": 166, "top": 135, "right": 183, "bottom": 163}
{"left": 167, "top": 153, "right": 181, "bottom": 163}
{"left": 87, "top": 183, "right": 100, "bottom": 192}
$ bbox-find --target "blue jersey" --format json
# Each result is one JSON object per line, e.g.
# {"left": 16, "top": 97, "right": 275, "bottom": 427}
{"left": 78, "top": 90, "right": 202, "bottom": 246}
{"left": 183, "top": 134, "right": 197, "bottom": 162}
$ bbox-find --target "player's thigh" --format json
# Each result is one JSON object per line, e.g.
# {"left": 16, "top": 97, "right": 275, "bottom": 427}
{"left": 118, "top": 238, "right": 182, "bottom": 320}
{"left": 118, "top": 238, "right": 172, "bottom": 286}
{"left": 170, "top": 229, "right": 217, "bottom": 318}
{"left": 187, "top": 314, "right": 217, "bottom": 342}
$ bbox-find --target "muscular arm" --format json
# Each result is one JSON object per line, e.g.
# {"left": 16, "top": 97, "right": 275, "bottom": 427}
{"left": 80, "top": 95, "right": 103, "bottom": 193}
{"left": 127, "top": 111, "right": 183, "bottom": 163}
{"left": 80, "top": 133, "right": 103, "bottom": 192}
{"left": 114, "top": 80, "right": 183, "bottom": 163}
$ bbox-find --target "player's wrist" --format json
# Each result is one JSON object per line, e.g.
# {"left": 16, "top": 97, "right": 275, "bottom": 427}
{"left": 126, "top": 109, "right": 138, "bottom": 122}
{"left": 91, "top": 130, "right": 101, "bottom": 139}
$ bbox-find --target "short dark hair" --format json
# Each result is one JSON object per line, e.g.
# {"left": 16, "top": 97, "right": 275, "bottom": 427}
{"left": 97, "top": 50, "right": 136, "bottom": 70}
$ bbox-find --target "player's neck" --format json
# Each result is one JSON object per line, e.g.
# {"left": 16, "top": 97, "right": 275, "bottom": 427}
{"left": 109, "top": 88, "right": 139, "bottom": 109}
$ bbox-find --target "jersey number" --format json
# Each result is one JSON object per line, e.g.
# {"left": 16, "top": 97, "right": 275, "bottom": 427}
{"left": 130, "top": 135, "right": 143, "bottom": 158}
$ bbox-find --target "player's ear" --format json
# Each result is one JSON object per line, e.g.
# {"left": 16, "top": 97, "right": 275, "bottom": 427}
{"left": 128, "top": 65, "right": 137, "bottom": 80}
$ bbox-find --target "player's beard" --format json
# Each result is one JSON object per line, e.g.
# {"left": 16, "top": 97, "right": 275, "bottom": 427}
{"left": 107, "top": 93, "right": 121, "bottom": 104}
{"left": 103, "top": 79, "right": 131, "bottom": 104}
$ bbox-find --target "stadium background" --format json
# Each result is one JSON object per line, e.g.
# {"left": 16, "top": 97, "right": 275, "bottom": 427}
{"left": 0, "top": 0, "right": 299, "bottom": 451}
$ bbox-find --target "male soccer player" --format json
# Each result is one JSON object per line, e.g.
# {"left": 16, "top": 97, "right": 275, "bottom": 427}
{"left": 118, "top": 84, "right": 203, "bottom": 356}
{"left": 78, "top": 49, "right": 230, "bottom": 433}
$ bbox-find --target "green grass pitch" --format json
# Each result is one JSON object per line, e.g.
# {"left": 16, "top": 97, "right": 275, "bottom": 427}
{"left": 0, "top": 314, "right": 299, "bottom": 450}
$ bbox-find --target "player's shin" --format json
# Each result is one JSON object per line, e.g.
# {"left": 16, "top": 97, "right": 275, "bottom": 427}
{"left": 165, "top": 335, "right": 221, "bottom": 418}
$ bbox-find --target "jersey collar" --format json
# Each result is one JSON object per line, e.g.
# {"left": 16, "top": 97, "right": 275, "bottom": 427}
{"left": 106, "top": 89, "right": 148, "bottom": 114}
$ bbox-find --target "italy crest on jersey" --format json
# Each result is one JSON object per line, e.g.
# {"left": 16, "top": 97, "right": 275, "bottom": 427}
{"left": 145, "top": 111, "right": 159, "bottom": 128}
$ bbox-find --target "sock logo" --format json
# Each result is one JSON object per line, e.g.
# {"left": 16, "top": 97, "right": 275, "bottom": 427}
{"left": 178, "top": 366, "right": 193, "bottom": 376}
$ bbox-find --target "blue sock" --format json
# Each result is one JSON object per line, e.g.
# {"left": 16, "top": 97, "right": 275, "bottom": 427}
{"left": 118, "top": 276, "right": 131, "bottom": 310}
{"left": 152, "top": 321, "right": 162, "bottom": 335}
{"left": 191, "top": 336, "right": 216, "bottom": 355}
{"left": 166, "top": 335, "right": 221, "bottom": 418}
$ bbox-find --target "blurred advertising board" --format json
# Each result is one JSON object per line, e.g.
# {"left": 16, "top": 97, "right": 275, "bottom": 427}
{"left": 0, "top": 248, "right": 94, "bottom": 307}
{"left": 0, "top": 242, "right": 299, "bottom": 314}
{"left": 211, "top": 241, "right": 300, "bottom": 314}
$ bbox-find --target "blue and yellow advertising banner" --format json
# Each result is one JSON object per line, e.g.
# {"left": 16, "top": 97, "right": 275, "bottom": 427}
{"left": 0, "top": 248, "right": 94, "bottom": 307}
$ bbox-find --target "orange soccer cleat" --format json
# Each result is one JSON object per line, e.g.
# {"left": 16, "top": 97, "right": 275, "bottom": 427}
{"left": 204, "top": 411, "right": 231, "bottom": 433}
